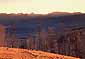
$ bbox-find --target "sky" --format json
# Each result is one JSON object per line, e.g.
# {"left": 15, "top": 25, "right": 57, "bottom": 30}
{"left": 0, "top": 0, "right": 85, "bottom": 14}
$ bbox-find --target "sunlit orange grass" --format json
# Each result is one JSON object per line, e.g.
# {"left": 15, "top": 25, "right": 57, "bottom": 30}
{"left": 0, "top": 47, "right": 80, "bottom": 59}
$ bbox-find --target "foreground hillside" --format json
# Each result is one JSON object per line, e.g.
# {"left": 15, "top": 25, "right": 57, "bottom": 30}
{"left": 0, "top": 47, "right": 79, "bottom": 59}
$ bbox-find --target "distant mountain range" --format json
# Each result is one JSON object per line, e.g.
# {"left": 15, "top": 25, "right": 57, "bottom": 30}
{"left": 0, "top": 12, "right": 85, "bottom": 38}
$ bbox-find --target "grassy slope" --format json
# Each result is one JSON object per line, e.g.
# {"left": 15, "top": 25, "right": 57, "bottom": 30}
{"left": 0, "top": 47, "right": 80, "bottom": 59}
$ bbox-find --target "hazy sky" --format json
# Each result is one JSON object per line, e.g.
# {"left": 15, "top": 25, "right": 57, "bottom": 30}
{"left": 0, "top": 0, "right": 85, "bottom": 14}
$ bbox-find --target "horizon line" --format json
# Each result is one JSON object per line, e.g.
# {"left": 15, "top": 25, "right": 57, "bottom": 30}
{"left": 0, "top": 11, "right": 84, "bottom": 15}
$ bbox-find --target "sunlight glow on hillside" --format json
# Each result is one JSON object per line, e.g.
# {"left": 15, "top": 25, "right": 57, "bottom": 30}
{"left": 0, "top": 47, "right": 80, "bottom": 59}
